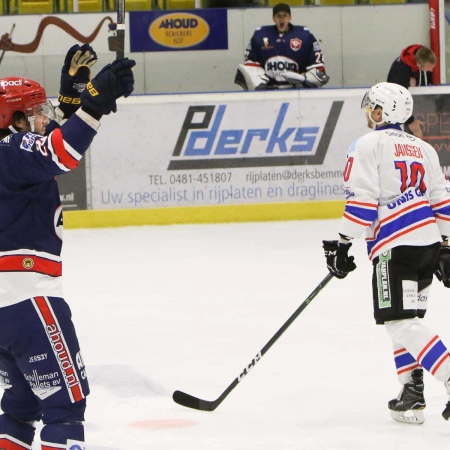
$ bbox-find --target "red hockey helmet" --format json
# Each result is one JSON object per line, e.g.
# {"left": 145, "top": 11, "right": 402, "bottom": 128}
{"left": 0, "top": 77, "right": 48, "bottom": 129}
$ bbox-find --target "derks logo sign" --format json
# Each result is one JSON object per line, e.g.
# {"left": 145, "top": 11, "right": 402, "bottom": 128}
{"left": 168, "top": 101, "right": 343, "bottom": 170}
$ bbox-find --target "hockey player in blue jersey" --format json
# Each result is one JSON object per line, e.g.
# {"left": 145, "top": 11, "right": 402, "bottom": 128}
{"left": 323, "top": 82, "right": 450, "bottom": 424}
{"left": 235, "top": 3, "right": 329, "bottom": 90}
{"left": 0, "top": 46, "right": 135, "bottom": 449}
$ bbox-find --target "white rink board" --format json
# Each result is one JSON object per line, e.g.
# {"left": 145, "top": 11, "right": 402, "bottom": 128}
{"left": 90, "top": 88, "right": 370, "bottom": 210}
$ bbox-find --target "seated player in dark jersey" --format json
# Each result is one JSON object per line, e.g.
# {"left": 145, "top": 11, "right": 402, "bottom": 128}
{"left": 235, "top": 3, "right": 329, "bottom": 90}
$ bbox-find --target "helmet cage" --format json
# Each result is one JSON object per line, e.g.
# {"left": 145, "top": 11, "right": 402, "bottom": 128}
{"left": 26, "top": 100, "right": 55, "bottom": 132}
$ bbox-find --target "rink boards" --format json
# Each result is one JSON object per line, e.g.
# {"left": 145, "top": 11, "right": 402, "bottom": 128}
{"left": 63, "top": 86, "right": 450, "bottom": 228}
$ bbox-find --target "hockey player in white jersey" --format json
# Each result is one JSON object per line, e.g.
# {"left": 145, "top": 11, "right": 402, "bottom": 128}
{"left": 323, "top": 82, "right": 450, "bottom": 424}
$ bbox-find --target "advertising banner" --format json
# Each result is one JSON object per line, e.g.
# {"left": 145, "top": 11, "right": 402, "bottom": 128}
{"left": 57, "top": 157, "right": 88, "bottom": 211}
{"left": 89, "top": 89, "right": 369, "bottom": 210}
{"left": 412, "top": 93, "right": 450, "bottom": 171}
{"left": 54, "top": 86, "right": 450, "bottom": 213}
{"left": 129, "top": 9, "right": 228, "bottom": 52}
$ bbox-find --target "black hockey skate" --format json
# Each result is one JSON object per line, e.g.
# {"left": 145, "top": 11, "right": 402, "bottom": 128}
{"left": 388, "top": 368, "right": 425, "bottom": 424}
{"left": 443, "top": 379, "right": 450, "bottom": 421}
{"left": 443, "top": 402, "right": 450, "bottom": 421}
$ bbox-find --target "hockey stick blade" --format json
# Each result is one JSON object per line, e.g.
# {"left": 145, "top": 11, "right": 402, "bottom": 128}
{"left": 172, "top": 272, "right": 334, "bottom": 412}
{"left": 173, "top": 390, "right": 219, "bottom": 412}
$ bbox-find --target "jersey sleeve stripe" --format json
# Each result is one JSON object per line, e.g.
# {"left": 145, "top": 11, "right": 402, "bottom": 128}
{"left": 343, "top": 212, "right": 373, "bottom": 226}
{"left": 344, "top": 204, "right": 378, "bottom": 223}
{"left": 345, "top": 200, "right": 378, "bottom": 208}
{"left": 48, "top": 128, "right": 81, "bottom": 171}
{"left": 432, "top": 203, "right": 450, "bottom": 221}
{"left": 435, "top": 213, "right": 450, "bottom": 222}
{"left": 432, "top": 198, "right": 450, "bottom": 209}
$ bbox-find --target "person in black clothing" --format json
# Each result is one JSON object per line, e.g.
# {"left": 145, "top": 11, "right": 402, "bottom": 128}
{"left": 387, "top": 45, "right": 436, "bottom": 138}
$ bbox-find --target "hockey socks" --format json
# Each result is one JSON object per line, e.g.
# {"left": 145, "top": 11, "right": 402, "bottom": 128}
{"left": 40, "top": 422, "right": 84, "bottom": 450}
{"left": 0, "top": 413, "right": 36, "bottom": 449}
{"left": 41, "top": 440, "right": 85, "bottom": 450}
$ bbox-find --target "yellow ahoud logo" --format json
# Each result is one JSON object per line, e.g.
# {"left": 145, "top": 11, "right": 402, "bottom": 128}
{"left": 149, "top": 13, "right": 209, "bottom": 49}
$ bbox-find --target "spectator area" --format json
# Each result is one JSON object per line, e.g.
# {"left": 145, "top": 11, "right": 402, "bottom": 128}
{"left": 2, "top": 0, "right": 411, "bottom": 15}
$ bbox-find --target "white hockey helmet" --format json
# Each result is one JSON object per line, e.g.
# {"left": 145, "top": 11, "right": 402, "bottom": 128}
{"left": 361, "top": 82, "right": 413, "bottom": 124}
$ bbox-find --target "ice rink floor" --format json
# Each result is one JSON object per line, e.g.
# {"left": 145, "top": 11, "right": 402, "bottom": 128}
{"left": 8, "top": 218, "right": 450, "bottom": 449}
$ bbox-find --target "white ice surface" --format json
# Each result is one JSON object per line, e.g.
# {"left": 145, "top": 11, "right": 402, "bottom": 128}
{"left": 6, "top": 219, "right": 450, "bottom": 449}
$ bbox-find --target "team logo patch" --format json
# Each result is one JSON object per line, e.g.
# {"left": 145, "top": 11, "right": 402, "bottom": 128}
{"left": 313, "top": 41, "right": 321, "bottom": 52}
{"left": 73, "top": 82, "right": 86, "bottom": 93}
{"left": 22, "top": 257, "right": 34, "bottom": 269}
{"left": 67, "top": 439, "right": 84, "bottom": 450}
{"left": 290, "top": 38, "right": 302, "bottom": 51}
{"left": 20, "top": 133, "right": 36, "bottom": 152}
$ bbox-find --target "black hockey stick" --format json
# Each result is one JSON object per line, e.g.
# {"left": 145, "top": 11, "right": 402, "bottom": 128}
{"left": 172, "top": 272, "right": 334, "bottom": 411}
{"left": 116, "top": 0, "right": 125, "bottom": 59}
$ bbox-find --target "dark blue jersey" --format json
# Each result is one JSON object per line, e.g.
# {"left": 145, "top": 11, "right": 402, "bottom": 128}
{"left": 245, "top": 24, "right": 325, "bottom": 86}
{"left": 0, "top": 109, "right": 98, "bottom": 306}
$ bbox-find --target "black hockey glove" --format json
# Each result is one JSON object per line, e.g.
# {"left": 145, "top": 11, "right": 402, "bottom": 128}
{"left": 322, "top": 240, "right": 356, "bottom": 279}
{"left": 58, "top": 44, "right": 98, "bottom": 119}
{"left": 434, "top": 246, "right": 450, "bottom": 288}
{"left": 81, "top": 58, "right": 135, "bottom": 118}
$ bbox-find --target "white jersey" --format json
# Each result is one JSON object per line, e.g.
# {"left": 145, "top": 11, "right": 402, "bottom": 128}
{"left": 337, "top": 124, "right": 450, "bottom": 260}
